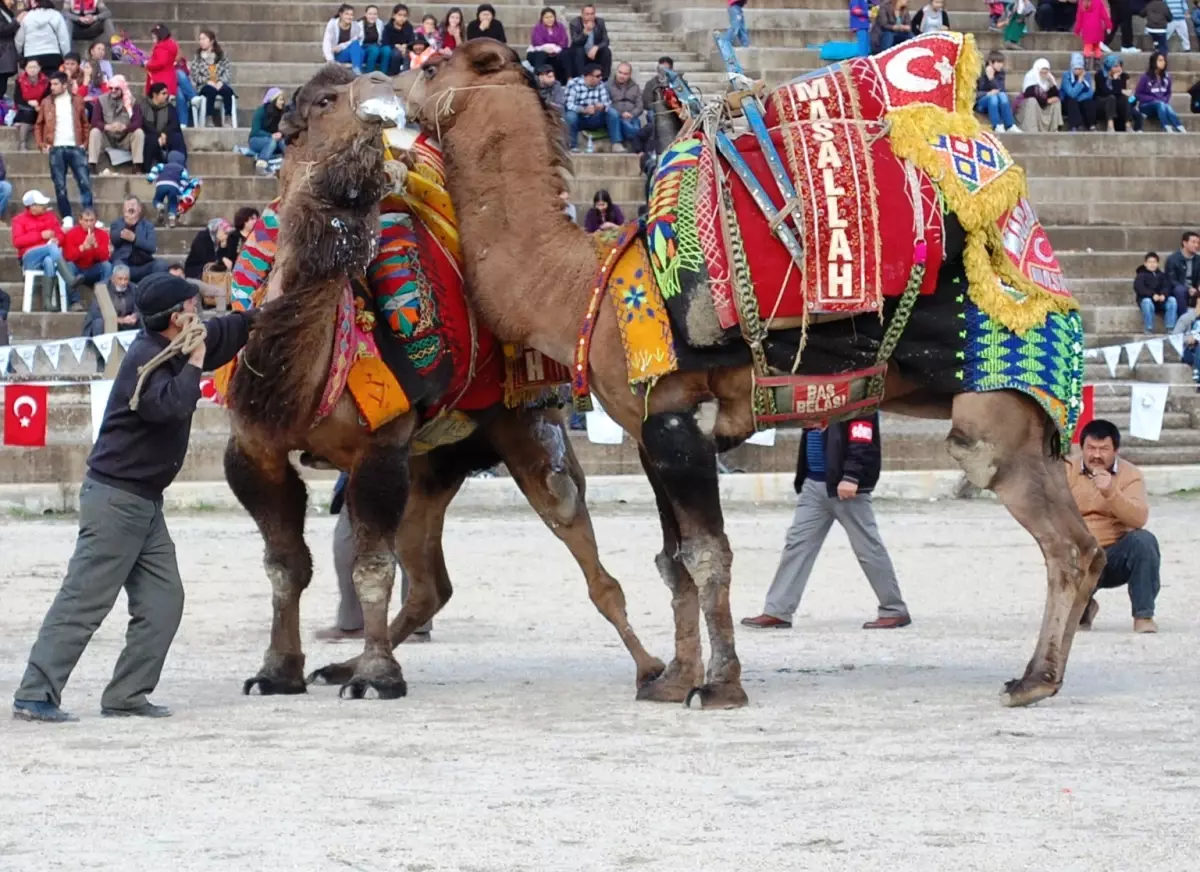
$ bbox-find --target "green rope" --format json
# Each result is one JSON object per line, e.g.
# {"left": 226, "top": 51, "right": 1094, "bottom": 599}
{"left": 867, "top": 261, "right": 926, "bottom": 400}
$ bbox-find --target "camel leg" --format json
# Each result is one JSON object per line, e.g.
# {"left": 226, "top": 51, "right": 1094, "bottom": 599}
{"left": 306, "top": 442, "right": 470, "bottom": 688}
{"left": 226, "top": 437, "right": 312, "bottom": 696}
{"left": 633, "top": 445, "right": 705, "bottom": 703}
{"left": 639, "top": 410, "right": 746, "bottom": 709}
{"left": 486, "top": 408, "right": 666, "bottom": 688}
{"left": 946, "top": 391, "right": 1104, "bottom": 708}
{"left": 338, "top": 441, "right": 411, "bottom": 700}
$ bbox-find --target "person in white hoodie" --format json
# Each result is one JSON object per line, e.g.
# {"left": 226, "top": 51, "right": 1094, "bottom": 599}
{"left": 15, "top": 0, "right": 71, "bottom": 74}
{"left": 322, "top": 3, "right": 365, "bottom": 74}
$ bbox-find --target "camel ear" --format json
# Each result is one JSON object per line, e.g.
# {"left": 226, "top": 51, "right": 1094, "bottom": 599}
{"left": 467, "top": 39, "right": 517, "bottom": 76}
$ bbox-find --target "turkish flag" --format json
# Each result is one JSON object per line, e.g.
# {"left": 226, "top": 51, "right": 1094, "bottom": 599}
{"left": 1071, "top": 385, "right": 1095, "bottom": 444}
{"left": 4, "top": 385, "right": 49, "bottom": 448}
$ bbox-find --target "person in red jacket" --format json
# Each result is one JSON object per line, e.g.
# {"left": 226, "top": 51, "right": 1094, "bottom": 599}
{"left": 14, "top": 59, "right": 52, "bottom": 149}
{"left": 143, "top": 23, "right": 179, "bottom": 97}
{"left": 11, "top": 189, "right": 80, "bottom": 309}
{"left": 63, "top": 207, "right": 112, "bottom": 290}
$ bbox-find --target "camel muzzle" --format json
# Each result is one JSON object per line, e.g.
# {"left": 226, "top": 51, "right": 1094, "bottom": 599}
{"left": 354, "top": 73, "right": 405, "bottom": 128}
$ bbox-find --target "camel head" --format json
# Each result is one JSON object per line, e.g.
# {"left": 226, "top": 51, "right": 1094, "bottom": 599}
{"left": 279, "top": 66, "right": 404, "bottom": 211}
{"left": 396, "top": 39, "right": 533, "bottom": 135}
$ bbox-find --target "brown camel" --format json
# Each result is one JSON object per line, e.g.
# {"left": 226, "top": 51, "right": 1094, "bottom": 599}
{"left": 225, "top": 66, "right": 662, "bottom": 700}
{"left": 398, "top": 42, "right": 1104, "bottom": 710}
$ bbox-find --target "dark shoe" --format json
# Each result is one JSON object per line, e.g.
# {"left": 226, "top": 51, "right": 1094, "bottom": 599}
{"left": 1079, "top": 598, "right": 1099, "bottom": 630}
{"left": 101, "top": 702, "right": 172, "bottom": 718}
{"left": 862, "top": 615, "right": 912, "bottom": 629}
{"left": 315, "top": 626, "right": 364, "bottom": 641}
{"left": 12, "top": 700, "right": 78, "bottom": 723}
{"left": 740, "top": 614, "right": 792, "bottom": 629}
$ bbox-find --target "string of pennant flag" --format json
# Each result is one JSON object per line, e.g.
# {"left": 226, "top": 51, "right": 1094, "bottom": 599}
{"left": 0, "top": 331, "right": 139, "bottom": 374}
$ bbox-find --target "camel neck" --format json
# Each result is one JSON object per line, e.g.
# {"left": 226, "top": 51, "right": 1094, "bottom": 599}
{"left": 439, "top": 91, "right": 600, "bottom": 366}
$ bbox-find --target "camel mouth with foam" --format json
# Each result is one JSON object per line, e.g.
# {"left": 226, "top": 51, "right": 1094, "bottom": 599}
{"left": 354, "top": 73, "right": 405, "bottom": 129}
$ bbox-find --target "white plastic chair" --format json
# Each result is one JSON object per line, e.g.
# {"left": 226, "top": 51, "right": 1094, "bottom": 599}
{"left": 190, "top": 93, "right": 239, "bottom": 129}
{"left": 21, "top": 270, "right": 68, "bottom": 313}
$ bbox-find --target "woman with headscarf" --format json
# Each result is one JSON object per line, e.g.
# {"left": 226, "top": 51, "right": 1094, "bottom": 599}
{"left": 1095, "top": 54, "right": 1141, "bottom": 132}
{"left": 185, "top": 218, "right": 233, "bottom": 279}
{"left": 1135, "top": 51, "right": 1186, "bottom": 133}
{"left": 467, "top": 3, "right": 507, "bottom": 41}
{"left": 248, "top": 88, "right": 287, "bottom": 174}
{"left": 1018, "top": 58, "right": 1064, "bottom": 131}
{"left": 1060, "top": 51, "right": 1097, "bottom": 131}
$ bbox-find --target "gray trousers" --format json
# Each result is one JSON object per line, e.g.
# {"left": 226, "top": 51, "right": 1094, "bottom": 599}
{"left": 332, "top": 506, "right": 429, "bottom": 634}
{"left": 14, "top": 479, "right": 184, "bottom": 711}
{"left": 763, "top": 478, "right": 908, "bottom": 621}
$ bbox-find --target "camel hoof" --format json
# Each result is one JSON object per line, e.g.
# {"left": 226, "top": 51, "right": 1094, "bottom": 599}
{"left": 305, "top": 662, "right": 356, "bottom": 687}
{"left": 635, "top": 658, "right": 668, "bottom": 690}
{"left": 635, "top": 673, "right": 690, "bottom": 704}
{"left": 1001, "top": 677, "right": 1060, "bottom": 708}
{"left": 338, "top": 677, "right": 408, "bottom": 701}
{"left": 243, "top": 675, "right": 307, "bottom": 696}
{"left": 684, "top": 683, "right": 750, "bottom": 710}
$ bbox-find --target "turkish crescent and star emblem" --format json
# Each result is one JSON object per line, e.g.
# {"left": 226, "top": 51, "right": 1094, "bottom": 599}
{"left": 3, "top": 384, "right": 49, "bottom": 447}
{"left": 998, "top": 198, "right": 1071, "bottom": 299}
{"left": 871, "top": 32, "right": 962, "bottom": 111}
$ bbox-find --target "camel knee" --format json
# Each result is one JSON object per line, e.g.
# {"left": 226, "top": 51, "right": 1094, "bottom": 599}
{"left": 543, "top": 469, "right": 581, "bottom": 527}
{"left": 946, "top": 429, "right": 999, "bottom": 490}
{"left": 352, "top": 551, "right": 396, "bottom": 606}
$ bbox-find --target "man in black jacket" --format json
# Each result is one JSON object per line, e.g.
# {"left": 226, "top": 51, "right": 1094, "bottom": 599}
{"left": 742, "top": 413, "right": 911, "bottom": 630}
{"left": 13, "top": 274, "right": 254, "bottom": 723}
{"left": 567, "top": 4, "right": 611, "bottom": 80}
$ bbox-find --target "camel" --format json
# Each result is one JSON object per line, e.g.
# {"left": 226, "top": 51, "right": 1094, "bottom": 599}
{"left": 225, "top": 65, "right": 662, "bottom": 701}
{"left": 397, "top": 41, "right": 1104, "bottom": 710}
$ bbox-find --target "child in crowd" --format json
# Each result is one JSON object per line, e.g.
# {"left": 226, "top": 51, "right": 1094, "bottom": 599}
{"left": 727, "top": 0, "right": 750, "bottom": 47}
{"left": 1074, "top": 0, "right": 1112, "bottom": 69}
{"left": 1164, "top": 0, "right": 1191, "bottom": 50}
{"left": 975, "top": 50, "right": 1020, "bottom": 131}
{"left": 409, "top": 33, "right": 437, "bottom": 68}
{"left": 1002, "top": 0, "right": 1035, "bottom": 47}
{"left": 419, "top": 14, "right": 441, "bottom": 50}
{"left": 988, "top": 0, "right": 1006, "bottom": 29}
{"left": 1134, "top": 252, "right": 1177, "bottom": 333}
{"left": 1142, "top": 0, "right": 1171, "bottom": 54}
{"left": 148, "top": 150, "right": 190, "bottom": 227}
{"left": 850, "top": 0, "right": 872, "bottom": 56}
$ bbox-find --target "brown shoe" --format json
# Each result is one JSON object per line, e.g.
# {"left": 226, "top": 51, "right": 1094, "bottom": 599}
{"left": 1079, "top": 598, "right": 1099, "bottom": 630}
{"left": 740, "top": 614, "right": 792, "bottom": 629}
{"left": 862, "top": 615, "right": 912, "bottom": 629}
{"left": 315, "top": 626, "right": 363, "bottom": 641}
{"left": 1134, "top": 617, "right": 1158, "bottom": 634}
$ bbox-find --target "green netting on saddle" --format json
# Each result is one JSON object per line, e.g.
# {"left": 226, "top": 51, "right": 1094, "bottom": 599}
{"left": 646, "top": 137, "right": 705, "bottom": 302}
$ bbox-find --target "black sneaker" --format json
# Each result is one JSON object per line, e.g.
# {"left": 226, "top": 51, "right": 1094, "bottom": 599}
{"left": 101, "top": 702, "right": 172, "bottom": 719}
{"left": 12, "top": 700, "right": 79, "bottom": 723}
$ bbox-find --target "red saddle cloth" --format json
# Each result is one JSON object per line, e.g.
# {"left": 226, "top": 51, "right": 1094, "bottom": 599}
{"left": 712, "top": 120, "right": 945, "bottom": 328}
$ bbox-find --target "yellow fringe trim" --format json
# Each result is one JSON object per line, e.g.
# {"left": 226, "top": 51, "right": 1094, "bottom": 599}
{"left": 878, "top": 33, "right": 1078, "bottom": 334}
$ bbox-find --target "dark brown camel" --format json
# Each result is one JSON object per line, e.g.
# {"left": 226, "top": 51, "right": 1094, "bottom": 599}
{"left": 224, "top": 67, "right": 416, "bottom": 700}
{"left": 398, "top": 42, "right": 1104, "bottom": 710}
{"left": 226, "top": 67, "right": 662, "bottom": 700}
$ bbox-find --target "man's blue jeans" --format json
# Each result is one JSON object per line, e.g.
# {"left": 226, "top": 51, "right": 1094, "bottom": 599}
{"left": 0, "top": 180, "right": 12, "bottom": 217}
{"left": 248, "top": 134, "right": 285, "bottom": 162}
{"left": 619, "top": 115, "right": 642, "bottom": 145}
{"left": 726, "top": 3, "right": 749, "bottom": 46}
{"left": 1096, "top": 529, "right": 1161, "bottom": 618}
{"left": 335, "top": 43, "right": 365, "bottom": 74}
{"left": 1140, "top": 295, "right": 1178, "bottom": 331}
{"left": 75, "top": 261, "right": 113, "bottom": 287}
{"left": 21, "top": 243, "right": 79, "bottom": 307}
{"left": 48, "top": 147, "right": 93, "bottom": 220}
{"left": 176, "top": 68, "right": 196, "bottom": 125}
{"left": 974, "top": 92, "right": 1016, "bottom": 129}
{"left": 565, "top": 107, "right": 622, "bottom": 149}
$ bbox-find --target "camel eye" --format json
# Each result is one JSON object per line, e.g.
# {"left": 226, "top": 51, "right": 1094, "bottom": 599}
{"left": 423, "top": 65, "right": 437, "bottom": 79}
{"left": 317, "top": 95, "right": 335, "bottom": 108}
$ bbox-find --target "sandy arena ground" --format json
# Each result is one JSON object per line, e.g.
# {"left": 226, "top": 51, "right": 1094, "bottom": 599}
{"left": 2, "top": 497, "right": 1198, "bottom": 871}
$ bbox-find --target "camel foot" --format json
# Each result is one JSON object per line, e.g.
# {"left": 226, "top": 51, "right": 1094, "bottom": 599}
{"left": 635, "top": 659, "right": 699, "bottom": 703}
{"left": 1001, "top": 676, "right": 1060, "bottom": 708}
{"left": 306, "top": 658, "right": 359, "bottom": 687}
{"left": 636, "top": 657, "right": 667, "bottom": 690}
{"left": 337, "top": 654, "right": 407, "bottom": 701}
{"left": 684, "top": 682, "right": 750, "bottom": 710}
{"left": 242, "top": 674, "right": 308, "bottom": 696}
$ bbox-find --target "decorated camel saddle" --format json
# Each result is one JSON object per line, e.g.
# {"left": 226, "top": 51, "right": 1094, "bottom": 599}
{"left": 215, "top": 128, "right": 569, "bottom": 452}
{"left": 575, "top": 33, "right": 1084, "bottom": 434}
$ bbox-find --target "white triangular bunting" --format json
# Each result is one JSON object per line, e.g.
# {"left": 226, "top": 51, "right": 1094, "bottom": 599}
{"left": 116, "top": 331, "right": 136, "bottom": 351}
{"left": 92, "top": 334, "right": 115, "bottom": 362}
{"left": 67, "top": 337, "right": 89, "bottom": 363}
{"left": 1168, "top": 333, "right": 1185, "bottom": 359}
{"left": 90, "top": 380, "right": 114, "bottom": 442}
{"left": 746, "top": 429, "right": 777, "bottom": 446}
{"left": 1129, "top": 383, "right": 1169, "bottom": 442}
{"left": 1147, "top": 338, "right": 1164, "bottom": 365}
{"left": 1083, "top": 347, "right": 1100, "bottom": 360}
{"left": 1101, "top": 344, "right": 1122, "bottom": 378}
{"left": 14, "top": 345, "right": 36, "bottom": 371}
{"left": 43, "top": 342, "right": 61, "bottom": 370}
{"left": 1123, "top": 341, "right": 1145, "bottom": 370}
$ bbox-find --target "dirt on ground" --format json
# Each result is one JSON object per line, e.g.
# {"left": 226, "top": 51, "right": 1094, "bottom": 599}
{"left": 2, "top": 498, "right": 1197, "bottom": 871}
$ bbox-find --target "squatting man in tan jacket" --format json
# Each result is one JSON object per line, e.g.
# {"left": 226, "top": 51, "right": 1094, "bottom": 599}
{"left": 1068, "top": 419, "right": 1161, "bottom": 634}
